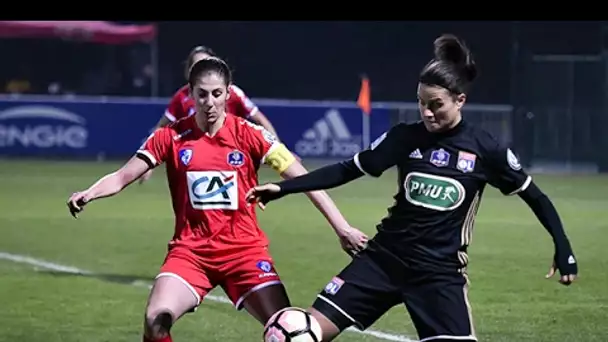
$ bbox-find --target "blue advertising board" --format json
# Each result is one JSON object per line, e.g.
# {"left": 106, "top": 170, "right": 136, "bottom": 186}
{"left": 260, "top": 104, "right": 390, "bottom": 159}
{"left": 0, "top": 96, "right": 391, "bottom": 160}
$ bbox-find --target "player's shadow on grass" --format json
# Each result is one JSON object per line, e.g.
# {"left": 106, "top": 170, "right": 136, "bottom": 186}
{"left": 38, "top": 270, "right": 156, "bottom": 287}
{"left": 36, "top": 270, "right": 237, "bottom": 315}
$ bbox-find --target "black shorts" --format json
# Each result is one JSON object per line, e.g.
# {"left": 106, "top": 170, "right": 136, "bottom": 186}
{"left": 312, "top": 241, "right": 477, "bottom": 341}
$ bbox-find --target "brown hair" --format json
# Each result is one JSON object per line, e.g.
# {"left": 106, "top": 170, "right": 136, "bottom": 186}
{"left": 188, "top": 57, "right": 232, "bottom": 89}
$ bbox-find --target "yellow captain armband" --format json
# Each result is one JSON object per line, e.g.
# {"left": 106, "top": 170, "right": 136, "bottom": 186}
{"left": 264, "top": 143, "right": 296, "bottom": 173}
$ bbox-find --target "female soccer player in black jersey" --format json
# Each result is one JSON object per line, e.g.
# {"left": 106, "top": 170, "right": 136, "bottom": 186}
{"left": 248, "top": 34, "right": 578, "bottom": 342}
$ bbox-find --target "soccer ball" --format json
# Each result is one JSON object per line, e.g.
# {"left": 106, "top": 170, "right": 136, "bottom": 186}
{"left": 263, "top": 307, "right": 322, "bottom": 342}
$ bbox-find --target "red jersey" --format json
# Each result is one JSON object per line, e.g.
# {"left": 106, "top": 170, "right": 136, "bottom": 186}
{"left": 164, "top": 84, "right": 259, "bottom": 122}
{"left": 137, "top": 115, "right": 293, "bottom": 258}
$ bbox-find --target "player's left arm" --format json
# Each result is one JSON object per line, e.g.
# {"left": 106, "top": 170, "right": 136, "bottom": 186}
{"left": 263, "top": 142, "right": 368, "bottom": 252}
{"left": 267, "top": 144, "right": 351, "bottom": 230}
{"left": 255, "top": 123, "right": 414, "bottom": 199}
{"left": 248, "top": 123, "right": 357, "bottom": 235}
{"left": 485, "top": 142, "right": 578, "bottom": 285}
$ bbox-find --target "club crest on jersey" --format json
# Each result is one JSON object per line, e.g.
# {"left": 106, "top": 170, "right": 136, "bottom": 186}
{"left": 430, "top": 148, "right": 450, "bottom": 167}
{"left": 324, "top": 277, "right": 344, "bottom": 295}
{"left": 179, "top": 148, "right": 193, "bottom": 166}
{"left": 256, "top": 260, "right": 273, "bottom": 273}
{"left": 457, "top": 151, "right": 477, "bottom": 173}
{"left": 263, "top": 130, "right": 277, "bottom": 144}
{"left": 507, "top": 148, "right": 522, "bottom": 171}
{"left": 227, "top": 150, "right": 245, "bottom": 167}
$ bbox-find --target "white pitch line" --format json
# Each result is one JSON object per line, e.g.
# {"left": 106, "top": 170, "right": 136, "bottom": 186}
{"left": 0, "top": 252, "right": 416, "bottom": 342}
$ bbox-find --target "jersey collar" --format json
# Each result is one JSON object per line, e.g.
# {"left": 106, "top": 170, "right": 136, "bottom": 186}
{"left": 433, "top": 119, "right": 467, "bottom": 139}
{"left": 190, "top": 114, "right": 233, "bottom": 143}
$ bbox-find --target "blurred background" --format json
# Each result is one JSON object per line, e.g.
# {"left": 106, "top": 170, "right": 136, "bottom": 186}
{"left": 1, "top": 20, "right": 607, "bottom": 172}
{"left": 1, "top": 21, "right": 607, "bottom": 342}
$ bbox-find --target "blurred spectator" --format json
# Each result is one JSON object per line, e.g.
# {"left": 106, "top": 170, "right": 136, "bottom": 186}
{"left": 132, "top": 64, "right": 153, "bottom": 96}
{"left": 47, "top": 81, "right": 62, "bottom": 95}
{"left": 5, "top": 77, "right": 31, "bottom": 94}
{"left": 5, "top": 64, "right": 32, "bottom": 94}
{"left": 133, "top": 64, "right": 154, "bottom": 96}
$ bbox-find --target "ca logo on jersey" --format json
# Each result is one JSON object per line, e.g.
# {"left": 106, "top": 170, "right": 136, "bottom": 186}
{"left": 405, "top": 172, "right": 465, "bottom": 211}
{"left": 187, "top": 171, "right": 238, "bottom": 210}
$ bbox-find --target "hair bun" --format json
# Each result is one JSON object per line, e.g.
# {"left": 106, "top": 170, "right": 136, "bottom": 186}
{"left": 433, "top": 34, "right": 477, "bottom": 82}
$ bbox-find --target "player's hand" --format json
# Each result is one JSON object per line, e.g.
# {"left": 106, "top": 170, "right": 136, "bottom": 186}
{"left": 545, "top": 251, "right": 578, "bottom": 286}
{"left": 67, "top": 191, "right": 91, "bottom": 219}
{"left": 139, "top": 169, "right": 154, "bottom": 185}
{"left": 336, "top": 227, "right": 369, "bottom": 257}
{"left": 245, "top": 183, "right": 285, "bottom": 208}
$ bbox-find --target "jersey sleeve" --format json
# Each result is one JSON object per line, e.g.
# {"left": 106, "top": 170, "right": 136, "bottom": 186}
{"left": 230, "top": 85, "right": 259, "bottom": 118}
{"left": 354, "top": 124, "right": 414, "bottom": 178}
{"left": 244, "top": 120, "right": 295, "bottom": 173}
{"left": 484, "top": 142, "right": 532, "bottom": 196}
{"left": 164, "top": 93, "right": 182, "bottom": 122}
{"left": 136, "top": 128, "right": 173, "bottom": 167}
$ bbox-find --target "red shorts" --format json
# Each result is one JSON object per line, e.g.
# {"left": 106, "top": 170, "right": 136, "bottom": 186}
{"left": 156, "top": 245, "right": 282, "bottom": 310}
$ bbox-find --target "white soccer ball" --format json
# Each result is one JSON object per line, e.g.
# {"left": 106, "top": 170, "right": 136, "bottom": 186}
{"left": 263, "top": 307, "right": 323, "bottom": 342}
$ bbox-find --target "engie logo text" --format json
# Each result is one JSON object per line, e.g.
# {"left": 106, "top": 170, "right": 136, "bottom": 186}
{"left": 0, "top": 105, "right": 88, "bottom": 149}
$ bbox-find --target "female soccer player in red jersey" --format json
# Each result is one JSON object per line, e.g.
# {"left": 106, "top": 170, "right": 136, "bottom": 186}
{"left": 140, "top": 45, "right": 282, "bottom": 184}
{"left": 67, "top": 56, "right": 368, "bottom": 342}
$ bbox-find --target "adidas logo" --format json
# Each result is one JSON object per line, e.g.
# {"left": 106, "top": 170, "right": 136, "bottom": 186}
{"left": 302, "top": 109, "right": 352, "bottom": 141}
{"left": 295, "top": 109, "right": 361, "bottom": 158}
{"left": 409, "top": 149, "right": 423, "bottom": 159}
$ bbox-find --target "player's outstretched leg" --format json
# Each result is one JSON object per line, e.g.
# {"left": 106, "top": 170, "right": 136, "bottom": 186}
{"left": 143, "top": 276, "right": 199, "bottom": 342}
{"left": 241, "top": 283, "right": 291, "bottom": 324}
{"left": 307, "top": 307, "right": 342, "bottom": 341}
{"left": 304, "top": 243, "right": 403, "bottom": 341}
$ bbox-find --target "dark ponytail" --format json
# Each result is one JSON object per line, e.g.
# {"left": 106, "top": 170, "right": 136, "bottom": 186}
{"left": 419, "top": 34, "right": 477, "bottom": 94}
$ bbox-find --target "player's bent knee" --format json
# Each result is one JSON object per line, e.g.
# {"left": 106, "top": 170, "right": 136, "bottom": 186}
{"left": 308, "top": 307, "right": 342, "bottom": 342}
{"left": 311, "top": 295, "right": 361, "bottom": 333}
{"left": 144, "top": 274, "right": 199, "bottom": 340}
{"left": 147, "top": 274, "right": 199, "bottom": 317}
{"left": 144, "top": 310, "right": 174, "bottom": 339}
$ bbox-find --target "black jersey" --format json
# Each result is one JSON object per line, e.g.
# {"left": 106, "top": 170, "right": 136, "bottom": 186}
{"left": 354, "top": 120, "right": 532, "bottom": 273}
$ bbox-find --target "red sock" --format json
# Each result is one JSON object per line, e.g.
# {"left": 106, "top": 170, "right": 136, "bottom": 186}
{"left": 143, "top": 335, "right": 172, "bottom": 342}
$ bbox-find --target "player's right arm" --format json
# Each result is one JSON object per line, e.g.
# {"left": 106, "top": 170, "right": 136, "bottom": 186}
{"left": 67, "top": 128, "right": 172, "bottom": 218}
{"left": 246, "top": 123, "right": 414, "bottom": 205}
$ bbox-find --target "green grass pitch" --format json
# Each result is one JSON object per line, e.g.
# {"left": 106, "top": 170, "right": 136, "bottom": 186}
{"left": 0, "top": 160, "right": 606, "bottom": 341}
